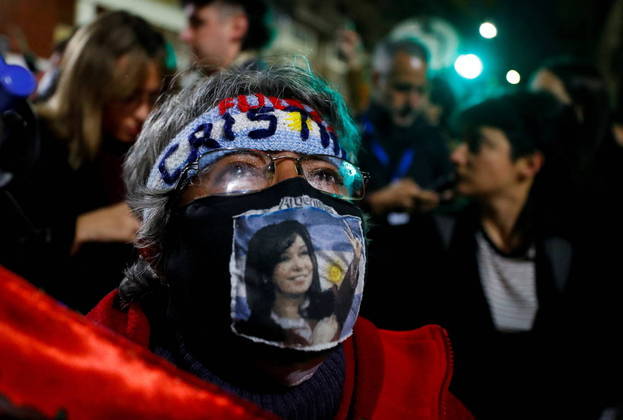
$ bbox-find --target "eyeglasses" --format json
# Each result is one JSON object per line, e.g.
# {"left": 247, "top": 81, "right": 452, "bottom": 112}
{"left": 177, "top": 148, "right": 369, "bottom": 201}
{"left": 391, "top": 82, "right": 428, "bottom": 95}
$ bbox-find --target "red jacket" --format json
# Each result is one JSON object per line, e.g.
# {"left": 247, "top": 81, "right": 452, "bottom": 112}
{"left": 88, "top": 291, "right": 472, "bottom": 419}
{"left": 0, "top": 265, "right": 472, "bottom": 419}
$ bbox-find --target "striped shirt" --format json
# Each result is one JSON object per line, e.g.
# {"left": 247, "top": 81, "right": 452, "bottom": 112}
{"left": 476, "top": 230, "right": 537, "bottom": 332}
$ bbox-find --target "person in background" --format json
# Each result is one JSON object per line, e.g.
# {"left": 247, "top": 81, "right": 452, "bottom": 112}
{"left": 335, "top": 27, "right": 371, "bottom": 115}
{"left": 532, "top": 57, "right": 623, "bottom": 418}
{"left": 179, "top": 0, "right": 271, "bottom": 73}
{"left": 5, "top": 10, "right": 169, "bottom": 313}
{"left": 433, "top": 91, "right": 609, "bottom": 419}
{"left": 530, "top": 57, "right": 612, "bottom": 236}
{"left": 87, "top": 64, "right": 473, "bottom": 420}
{"left": 358, "top": 36, "right": 453, "bottom": 224}
{"left": 356, "top": 36, "right": 454, "bottom": 327}
{"left": 425, "top": 74, "right": 457, "bottom": 144}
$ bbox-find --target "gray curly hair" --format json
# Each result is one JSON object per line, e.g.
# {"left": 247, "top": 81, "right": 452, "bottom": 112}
{"left": 119, "top": 64, "right": 360, "bottom": 304}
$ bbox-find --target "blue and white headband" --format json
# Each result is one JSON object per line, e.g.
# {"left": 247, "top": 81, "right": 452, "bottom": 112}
{"left": 147, "top": 94, "right": 347, "bottom": 192}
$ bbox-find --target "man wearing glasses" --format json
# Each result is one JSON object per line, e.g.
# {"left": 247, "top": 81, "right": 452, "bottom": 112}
{"left": 359, "top": 37, "right": 453, "bottom": 224}
{"left": 87, "top": 65, "right": 472, "bottom": 419}
{"left": 356, "top": 37, "right": 455, "bottom": 331}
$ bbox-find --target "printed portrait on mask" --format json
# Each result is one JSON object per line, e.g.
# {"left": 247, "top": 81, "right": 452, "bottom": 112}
{"left": 230, "top": 196, "right": 365, "bottom": 351}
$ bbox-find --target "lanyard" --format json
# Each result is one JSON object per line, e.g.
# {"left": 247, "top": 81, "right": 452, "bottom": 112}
{"left": 371, "top": 140, "right": 415, "bottom": 182}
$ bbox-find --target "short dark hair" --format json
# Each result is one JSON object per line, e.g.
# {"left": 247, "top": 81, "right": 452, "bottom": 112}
{"left": 181, "top": 0, "right": 272, "bottom": 51}
{"left": 457, "top": 92, "right": 563, "bottom": 160}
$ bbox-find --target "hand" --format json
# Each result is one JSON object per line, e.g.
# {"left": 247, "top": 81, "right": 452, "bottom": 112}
{"left": 343, "top": 221, "right": 362, "bottom": 263}
{"left": 336, "top": 29, "right": 364, "bottom": 69}
{"left": 413, "top": 188, "right": 441, "bottom": 212}
{"left": 340, "top": 221, "right": 362, "bottom": 289}
{"left": 312, "top": 315, "right": 339, "bottom": 345}
{"left": 366, "top": 178, "right": 440, "bottom": 214}
{"left": 72, "top": 202, "right": 139, "bottom": 253}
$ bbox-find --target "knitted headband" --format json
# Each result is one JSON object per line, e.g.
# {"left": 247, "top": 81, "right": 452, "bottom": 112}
{"left": 147, "top": 94, "right": 347, "bottom": 192}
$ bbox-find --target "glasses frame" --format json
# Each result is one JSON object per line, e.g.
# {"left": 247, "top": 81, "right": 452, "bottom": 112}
{"left": 173, "top": 148, "right": 370, "bottom": 202}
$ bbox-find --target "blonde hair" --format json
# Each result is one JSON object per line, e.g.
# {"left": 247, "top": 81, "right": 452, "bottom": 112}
{"left": 38, "top": 11, "right": 166, "bottom": 168}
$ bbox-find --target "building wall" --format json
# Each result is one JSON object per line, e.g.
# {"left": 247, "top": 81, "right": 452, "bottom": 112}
{"left": 1, "top": 0, "right": 75, "bottom": 58}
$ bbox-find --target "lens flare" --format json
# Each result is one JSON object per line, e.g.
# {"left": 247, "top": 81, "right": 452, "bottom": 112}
{"left": 479, "top": 22, "right": 498, "bottom": 39}
{"left": 454, "top": 54, "right": 483, "bottom": 79}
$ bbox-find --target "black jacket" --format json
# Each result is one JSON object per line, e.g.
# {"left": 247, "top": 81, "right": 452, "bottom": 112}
{"left": 1, "top": 117, "right": 134, "bottom": 313}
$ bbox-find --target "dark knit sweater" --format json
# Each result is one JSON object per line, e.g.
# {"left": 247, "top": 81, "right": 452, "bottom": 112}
{"left": 153, "top": 333, "right": 345, "bottom": 420}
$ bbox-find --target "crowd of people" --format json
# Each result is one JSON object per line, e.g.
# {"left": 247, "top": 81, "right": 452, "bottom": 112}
{"left": 1, "top": 0, "right": 622, "bottom": 419}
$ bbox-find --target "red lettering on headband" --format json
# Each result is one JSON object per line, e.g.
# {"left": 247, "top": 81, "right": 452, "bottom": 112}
{"left": 253, "top": 93, "right": 266, "bottom": 109}
{"left": 221, "top": 95, "right": 316, "bottom": 114}
{"left": 268, "top": 96, "right": 286, "bottom": 110}
{"left": 309, "top": 110, "right": 323, "bottom": 124}
{"left": 239, "top": 94, "right": 266, "bottom": 111}
{"left": 284, "top": 98, "right": 305, "bottom": 110}
{"left": 237, "top": 95, "right": 250, "bottom": 112}
{"left": 218, "top": 97, "right": 235, "bottom": 115}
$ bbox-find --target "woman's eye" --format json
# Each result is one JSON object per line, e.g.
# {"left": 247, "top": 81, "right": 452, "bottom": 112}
{"left": 201, "top": 161, "right": 267, "bottom": 194}
{"left": 229, "top": 163, "right": 252, "bottom": 176}
{"left": 308, "top": 168, "right": 343, "bottom": 186}
{"left": 192, "top": 152, "right": 270, "bottom": 196}
{"left": 219, "top": 162, "right": 262, "bottom": 180}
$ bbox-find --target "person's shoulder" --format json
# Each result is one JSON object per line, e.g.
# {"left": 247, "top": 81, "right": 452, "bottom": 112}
{"left": 358, "top": 103, "right": 391, "bottom": 133}
{"left": 363, "top": 317, "right": 450, "bottom": 343}
{"left": 354, "top": 317, "right": 451, "bottom": 355}
{"left": 351, "top": 318, "right": 474, "bottom": 419}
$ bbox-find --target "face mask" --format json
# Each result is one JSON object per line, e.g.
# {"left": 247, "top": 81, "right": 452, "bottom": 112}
{"left": 163, "top": 178, "right": 366, "bottom": 357}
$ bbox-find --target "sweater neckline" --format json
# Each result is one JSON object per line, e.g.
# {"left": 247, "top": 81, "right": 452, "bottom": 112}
{"left": 152, "top": 330, "right": 345, "bottom": 420}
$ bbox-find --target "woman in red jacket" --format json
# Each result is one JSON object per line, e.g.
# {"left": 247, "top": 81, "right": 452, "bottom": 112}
{"left": 85, "top": 64, "right": 472, "bottom": 419}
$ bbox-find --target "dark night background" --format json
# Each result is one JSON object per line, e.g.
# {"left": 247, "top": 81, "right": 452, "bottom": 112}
{"left": 340, "top": 0, "right": 616, "bottom": 74}
{"left": 269, "top": 0, "right": 621, "bottom": 105}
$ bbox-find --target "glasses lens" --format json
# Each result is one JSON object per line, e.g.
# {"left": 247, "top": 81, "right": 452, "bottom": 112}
{"left": 391, "top": 83, "right": 427, "bottom": 95}
{"left": 183, "top": 149, "right": 366, "bottom": 200}
{"left": 192, "top": 149, "right": 271, "bottom": 196}
{"left": 301, "top": 155, "right": 365, "bottom": 200}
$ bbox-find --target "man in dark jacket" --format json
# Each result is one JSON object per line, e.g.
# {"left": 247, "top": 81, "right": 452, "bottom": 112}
{"left": 358, "top": 36, "right": 453, "bottom": 225}
{"left": 356, "top": 37, "right": 454, "bottom": 328}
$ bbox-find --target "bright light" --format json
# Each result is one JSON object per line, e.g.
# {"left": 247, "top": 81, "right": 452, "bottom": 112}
{"left": 454, "top": 54, "right": 483, "bottom": 79}
{"left": 506, "top": 69, "right": 521, "bottom": 84}
{"left": 479, "top": 22, "right": 497, "bottom": 39}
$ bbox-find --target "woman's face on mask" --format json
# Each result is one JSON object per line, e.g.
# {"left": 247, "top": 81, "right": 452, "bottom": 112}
{"left": 272, "top": 235, "right": 313, "bottom": 295}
